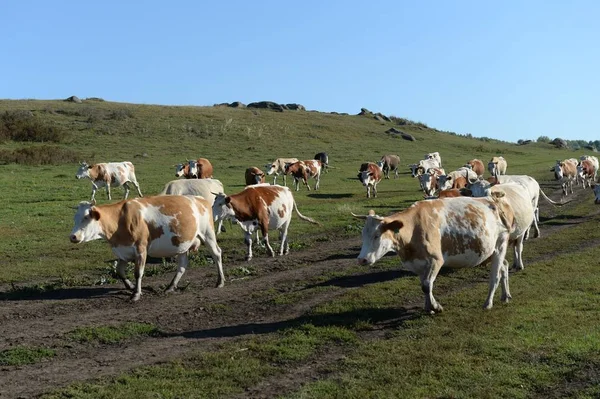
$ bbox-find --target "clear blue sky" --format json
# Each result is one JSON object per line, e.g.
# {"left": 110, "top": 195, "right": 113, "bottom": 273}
{"left": 1, "top": 1, "right": 599, "bottom": 143}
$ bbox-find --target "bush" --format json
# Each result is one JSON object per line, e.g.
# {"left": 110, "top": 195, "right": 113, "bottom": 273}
{"left": 108, "top": 109, "right": 133, "bottom": 121}
{"left": 537, "top": 135, "right": 551, "bottom": 143}
{"left": 0, "top": 111, "right": 66, "bottom": 143}
{"left": 0, "top": 145, "right": 81, "bottom": 165}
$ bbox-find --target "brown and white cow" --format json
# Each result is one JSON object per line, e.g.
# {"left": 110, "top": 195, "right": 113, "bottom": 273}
{"left": 438, "top": 168, "right": 478, "bottom": 190}
{"left": 552, "top": 159, "right": 577, "bottom": 196}
{"left": 245, "top": 167, "right": 266, "bottom": 186}
{"left": 353, "top": 194, "right": 515, "bottom": 312}
{"left": 408, "top": 158, "right": 441, "bottom": 178}
{"left": 580, "top": 155, "right": 599, "bottom": 182}
{"left": 465, "top": 159, "right": 485, "bottom": 177}
{"left": 418, "top": 167, "right": 446, "bottom": 197}
{"left": 188, "top": 158, "right": 214, "bottom": 179}
{"left": 377, "top": 154, "right": 401, "bottom": 179}
{"left": 265, "top": 157, "right": 299, "bottom": 185}
{"left": 76, "top": 161, "right": 143, "bottom": 202}
{"left": 284, "top": 160, "right": 322, "bottom": 191}
{"left": 488, "top": 156, "right": 507, "bottom": 177}
{"left": 577, "top": 159, "right": 596, "bottom": 189}
{"left": 358, "top": 162, "right": 383, "bottom": 198}
{"left": 314, "top": 152, "right": 329, "bottom": 173}
{"left": 70, "top": 195, "right": 224, "bottom": 301}
{"left": 212, "top": 185, "right": 320, "bottom": 261}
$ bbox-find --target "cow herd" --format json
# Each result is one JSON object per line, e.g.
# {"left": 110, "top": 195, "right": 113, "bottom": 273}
{"left": 69, "top": 151, "right": 598, "bottom": 312}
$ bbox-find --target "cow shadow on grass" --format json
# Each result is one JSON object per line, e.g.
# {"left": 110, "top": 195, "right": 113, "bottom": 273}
{"left": 174, "top": 306, "right": 421, "bottom": 340}
{"left": 539, "top": 214, "right": 587, "bottom": 226}
{"left": 306, "top": 268, "right": 413, "bottom": 289}
{"left": 0, "top": 286, "right": 123, "bottom": 301}
{"left": 307, "top": 193, "right": 353, "bottom": 199}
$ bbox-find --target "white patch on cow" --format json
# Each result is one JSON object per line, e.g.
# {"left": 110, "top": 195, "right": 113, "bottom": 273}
{"left": 70, "top": 202, "right": 104, "bottom": 243}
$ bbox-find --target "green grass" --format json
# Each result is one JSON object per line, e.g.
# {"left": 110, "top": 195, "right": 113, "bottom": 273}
{"left": 0, "top": 346, "right": 56, "bottom": 366}
{"left": 68, "top": 322, "right": 161, "bottom": 345}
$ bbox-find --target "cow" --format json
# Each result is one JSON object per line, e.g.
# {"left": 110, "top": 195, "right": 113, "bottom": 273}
{"left": 580, "top": 155, "right": 599, "bottom": 182}
{"left": 245, "top": 167, "right": 266, "bottom": 186}
{"left": 592, "top": 184, "right": 600, "bottom": 204}
{"left": 265, "top": 157, "right": 299, "bottom": 185}
{"left": 212, "top": 185, "right": 320, "bottom": 261}
{"left": 69, "top": 196, "right": 225, "bottom": 301}
{"left": 358, "top": 162, "right": 383, "bottom": 198}
{"left": 174, "top": 162, "right": 191, "bottom": 178}
{"left": 552, "top": 159, "right": 577, "bottom": 196}
{"left": 435, "top": 188, "right": 472, "bottom": 198}
{"left": 466, "top": 181, "right": 534, "bottom": 270}
{"left": 488, "top": 156, "right": 507, "bottom": 177}
{"left": 284, "top": 160, "right": 322, "bottom": 191}
{"left": 465, "top": 159, "right": 485, "bottom": 177}
{"left": 353, "top": 194, "right": 515, "bottom": 312}
{"left": 418, "top": 167, "right": 446, "bottom": 197}
{"left": 474, "top": 175, "right": 565, "bottom": 239}
{"left": 188, "top": 158, "right": 214, "bottom": 179}
{"left": 377, "top": 154, "right": 401, "bottom": 179}
{"left": 578, "top": 159, "right": 596, "bottom": 189}
{"left": 438, "top": 168, "right": 478, "bottom": 190}
{"left": 408, "top": 158, "right": 441, "bottom": 178}
{"left": 75, "top": 161, "right": 143, "bottom": 202}
{"left": 160, "top": 178, "right": 226, "bottom": 235}
{"left": 425, "top": 152, "right": 442, "bottom": 167}
{"left": 314, "top": 152, "right": 329, "bottom": 173}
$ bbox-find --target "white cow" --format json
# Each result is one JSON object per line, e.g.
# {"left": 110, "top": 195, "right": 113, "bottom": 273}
{"left": 488, "top": 156, "right": 507, "bottom": 177}
{"left": 265, "top": 157, "right": 299, "bottom": 185}
{"left": 408, "top": 158, "right": 441, "bottom": 178}
{"left": 75, "top": 161, "right": 143, "bottom": 201}
{"left": 424, "top": 152, "right": 442, "bottom": 167}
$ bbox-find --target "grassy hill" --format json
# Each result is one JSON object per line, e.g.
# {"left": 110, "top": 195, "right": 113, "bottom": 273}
{"left": 0, "top": 98, "right": 582, "bottom": 283}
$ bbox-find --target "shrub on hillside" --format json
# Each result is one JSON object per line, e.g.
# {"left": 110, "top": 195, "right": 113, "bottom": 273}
{"left": 108, "top": 109, "right": 134, "bottom": 121}
{"left": 0, "top": 145, "right": 80, "bottom": 165}
{"left": 537, "top": 135, "right": 551, "bottom": 143}
{"left": 0, "top": 111, "right": 66, "bottom": 143}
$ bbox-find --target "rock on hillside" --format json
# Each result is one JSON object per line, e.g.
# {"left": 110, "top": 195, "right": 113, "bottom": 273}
{"left": 245, "top": 101, "right": 306, "bottom": 112}
{"left": 64, "top": 96, "right": 82, "bottom": 103}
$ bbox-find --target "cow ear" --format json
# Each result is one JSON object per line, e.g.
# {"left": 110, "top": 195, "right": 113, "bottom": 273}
{"left": 384, "top": 220, "right": 403, "bottom": 234}
{"left": 225, "top": 197, "right": 231, "bottom": 204}
{"left": 90, "top": 209, "right": 100, "bottom": 220}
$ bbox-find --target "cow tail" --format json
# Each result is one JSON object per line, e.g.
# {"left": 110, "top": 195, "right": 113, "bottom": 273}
{"left": 293, "top": 200, "right": 321, "bottom": 225}
{"left": 539, "top": 188, "right": 568, "bottom": 206}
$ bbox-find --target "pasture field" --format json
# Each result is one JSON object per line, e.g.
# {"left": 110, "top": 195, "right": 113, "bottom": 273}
{"left": 0, "top": 99, "right": 599, "bottom": 398}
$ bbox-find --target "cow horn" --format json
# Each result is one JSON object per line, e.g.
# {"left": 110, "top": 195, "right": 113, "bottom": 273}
{"left": 90, "top": 199, "right": 96, "bottom": 206}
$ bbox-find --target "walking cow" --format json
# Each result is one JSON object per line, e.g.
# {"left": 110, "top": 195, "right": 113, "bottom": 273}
{"left": 76, "top": 161, "right": 143, "bottom": 202}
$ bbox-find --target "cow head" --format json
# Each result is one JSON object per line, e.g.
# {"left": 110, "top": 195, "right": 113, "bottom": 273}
{"left": 75, "top": 162, "right": 92, "bottom": 179}
{"left": 265, "top": 163, "right": 277, "bottom": 175}
{"left": 359, "top": 169, "right": 377, "bottom": 187}
{"left": 438, "top": 174, "right": 452, "bottom": 190}
{"left": 174, "top": 163, "right": 187, "bottom": 177}
{"left": 467, "top": 178, "right": 493, "bottom": 197}
{"left": 188, "top": 160, "right": 199, "bottom": 178}
{"left": 408, "top": 163, "right": 419, "bottom": 178}
{"left": 552, "top": 162, "right": 564, "bottom": 180}
{"left": 418, "top": 170, "right": 437, "bottom": 197}
{"left": 212, "top": 193, "right": 236, "bottom": 223}
{"left": 488, "top": 162, "right": 498, "bottom": 177}
{"left": 353, "top": 210, "right": 399, "bottom": 266}
{"left": 70, "top": 201, "right": 102, "bottom": 244}
{"left": 252, "top": 170, "right": 265, "bottom": 184}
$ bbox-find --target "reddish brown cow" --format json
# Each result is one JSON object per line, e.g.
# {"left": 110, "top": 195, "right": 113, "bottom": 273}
{"left": 245, "top": 167, "right": 266, "bottom": 186}
{"left": 189, "top": 158, "right": 214, "bottom": 179}
{"left": 466, "top": 159, "right": 485, "bottom": 177}
{"left": 284, "top": 160, "right": 322, "bottom": 191}
{"left": 580, "top": 159, "right": 596, "bottom": 189}
{"left": 358, "top": 162, "right": 383, "bottom": 198}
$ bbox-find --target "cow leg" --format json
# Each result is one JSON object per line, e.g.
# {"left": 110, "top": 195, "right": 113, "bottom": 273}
{"left": 202, "top": 230, "right": 225, "bottom": 287}
{"left": 279, "top": 222, "right": 291, "bottom": 256}
{"left": 315, "top": 175, "right": 320, "bottom": 190}
{"left": 512, "top": 235, "right": 525, "bottom": 270}
{"left": 500, "top": 259, "right": 512, "bottom": 303}
{"left": 115, "top": 259, "right": 134, "bottom": 290}
{"left": 106, "top": 184, "right": 112, "bottom": 201}
{"left": 420, "top": 257, "right": 444, "bottom": 314}
{"left": 131, "top": 249, "right": 147, "bottom": 301}
{"left": 215, "top": 219, "right": 224, "bottom": 235}
{"left": 483, "top": 236, "right": 509, "bottom": 309}
{"left": 165, "top": 253, "right": 189, "bottom": 293}
{"left": 304, "top": 178, "right": 311, "bottom": 191}
{"left": 394, "top": 168, "right": 399, "bottom": 179}
{"left": 373, "top": 183, "right": 378, "bottom": 198}
{"left": 123, "top": 183, "right": 131, "bottom": 199}
{"left": 131, "top": 179, "right": 143, "bottom": 197}
{"left": 366, "top": 186, "right": 371, "bottom": 198}
{"left": 245, "top": 232, "right": 253, "bottom": 261}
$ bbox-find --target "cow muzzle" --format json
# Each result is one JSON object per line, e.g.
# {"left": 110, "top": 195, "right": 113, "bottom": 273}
{"left": 70, "top": 234, "right": 81, "bottom": 244}
{"left": 357, "top": 257, "right": 369, "bottom": 266}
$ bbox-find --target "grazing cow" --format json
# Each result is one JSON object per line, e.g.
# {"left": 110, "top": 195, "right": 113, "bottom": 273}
{"left": 188, "top": 158, "right": 214, "bottom": 179}
{"left": 245, "top": 167, "right": 266, "bottom": 186}
{"left": 438, "top": 168, "right": 478, "bottom": 190}
{"left": 435, "top": 188, "right": 472, "bottom": 198}
{"left": 284, "top": 160, "right": 322, "bottom": 191}
{"left": 353, "top": 194, "right": 515, "bottom": 312}
{"left": 578, "top": 159, "right": 596, "bottom": 189}
{"left": 314, "top": 152, "right": 329, "bottom": 173}
{"left": 467, "top": 182, "right": 534, "bottom": 270}
{"left": 418, "top": 167, "right": 446, "bottom": 197}
{"left": 425, "top": 152, "right": 442, "bottom": 167}
{"left": 488, "top": 156, "right": 507, "bottom": 177}
{"left": 69, "top": 196, "right": 225, "bottom": 301}
{"left": 358, "top": 162, "right": 383, "bottom": 198}
{"left": 465, "top": 159, "right": 485, "bottom": 177}
{"left": 160, "top": 178, "right": 226, "bottom": 235}
{"left": 580, "top": 155, "right": 599, "bottom": 182}
{"left": 76, "top": 161, "right": 143, "bottom": 201}
{"left": 377, "top": 154, "right": 401, "bottom": 179}
{"left": 592, "top": 184, "right": 600, "bottom": 204}
{"left": 212, "top": 185, "right": 320, "bottom": 261}
{"left": 552, "top": 159, "right": 577, "bottom": 196}
{"left": 408, "top": 158, "right": 441, "bottom": 178}
{"left": 265, "top": 157, "right": 299, "bottom": 185}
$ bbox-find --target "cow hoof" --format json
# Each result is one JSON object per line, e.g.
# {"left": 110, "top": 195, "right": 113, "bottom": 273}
{"left": 130, "top": 293, "right": 142, "bottom": 302}
{"left": 501, "top": 294, "right": 512, "bottom": 303}
{"left": 165, "top": 287, "right": 176, "bottom": 294}
{"left": 245, "top": 256, "right": 253, "bottom": 262}
{"left": 215, "top": 280, "right": 225, "bottom": 288}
